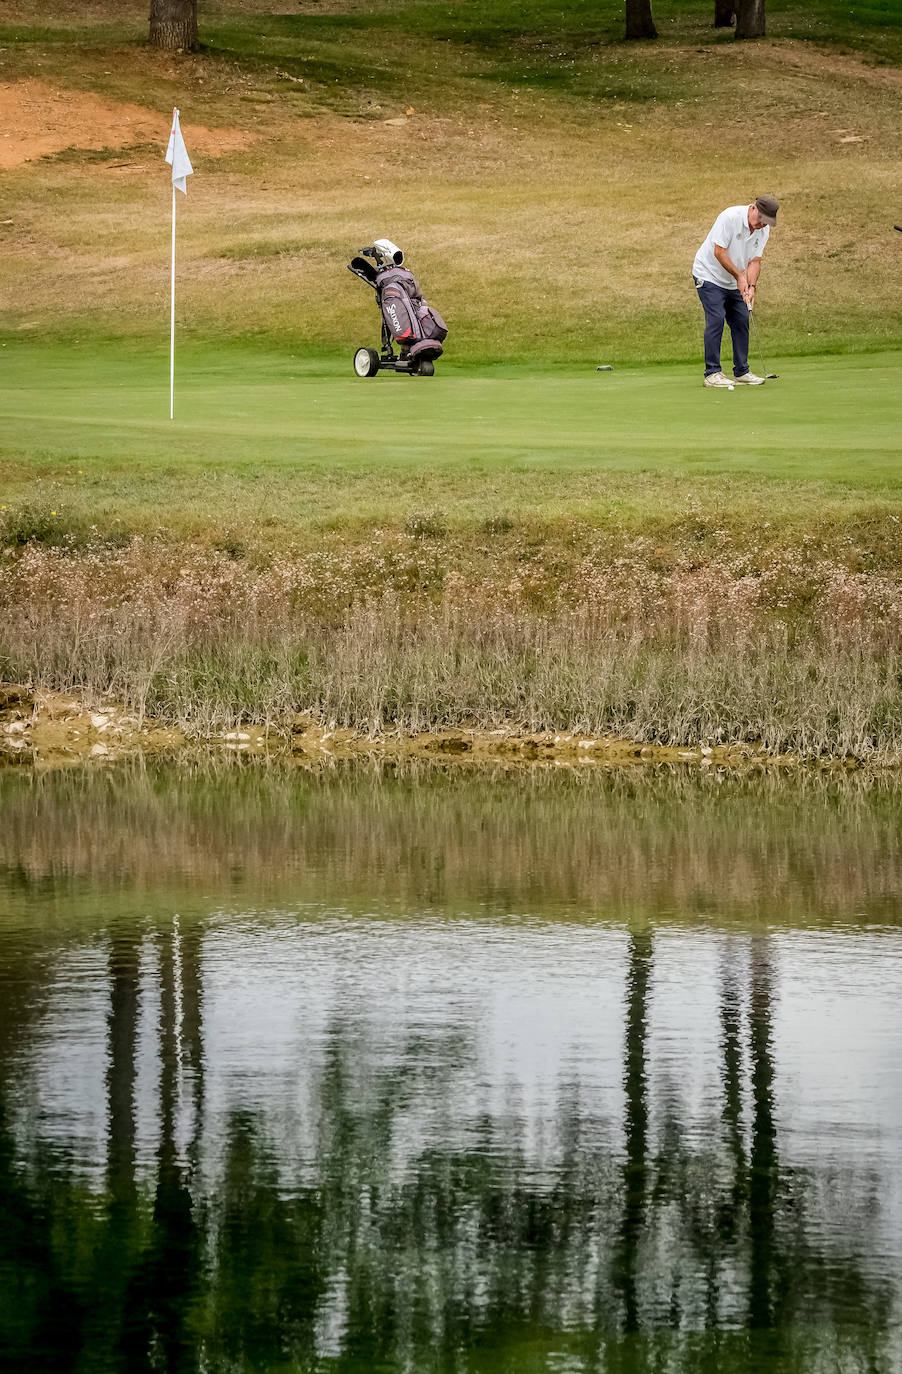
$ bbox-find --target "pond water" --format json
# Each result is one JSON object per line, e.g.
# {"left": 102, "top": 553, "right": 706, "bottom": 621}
{"left": 1, "top": 759, "right": 901, "bottom": 1373}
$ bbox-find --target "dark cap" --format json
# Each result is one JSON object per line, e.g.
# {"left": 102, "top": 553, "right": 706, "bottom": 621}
{"left": 755, "top": 194, "right": 779, "bottom": 226}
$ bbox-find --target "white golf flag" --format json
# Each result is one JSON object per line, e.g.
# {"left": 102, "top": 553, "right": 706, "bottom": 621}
{"left": 166, "top": 107, "right": 193, "bottom": 419}
{"left": 165, "top": 107, "right": 193, "bottom": 194}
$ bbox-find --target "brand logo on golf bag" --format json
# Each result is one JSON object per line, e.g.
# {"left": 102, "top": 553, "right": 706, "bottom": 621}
{"left": 387, "top": 303, "right": 402, "bottom": 332}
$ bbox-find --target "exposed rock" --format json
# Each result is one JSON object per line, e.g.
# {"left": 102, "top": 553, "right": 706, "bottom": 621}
{"left": 0, "top": 685, "right": 877, "bottom": 772}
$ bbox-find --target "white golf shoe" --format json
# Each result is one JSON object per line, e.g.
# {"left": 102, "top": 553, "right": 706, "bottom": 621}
{"left": 734, "top": 371, "right": 766, "bottom": 385}
{"left": 703, "top": 372, "right": 734, "bottom": 388}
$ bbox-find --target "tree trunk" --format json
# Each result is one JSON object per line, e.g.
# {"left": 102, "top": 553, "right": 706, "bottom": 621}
{"left": 149, "top": 0, "right": 198, "bottom": 51}
{"left": 714, "top": 0, "right": 735, "bottom": 27}
{"left": 625, "top": 0, "right": 657, "bottom": 41}
{"left": 734, "top": 0, "right": 765, "bottom": 39}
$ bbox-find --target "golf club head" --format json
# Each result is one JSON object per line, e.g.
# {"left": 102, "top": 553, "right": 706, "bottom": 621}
{"left": 895, "top": 225, "right": 902, "bottom": 232}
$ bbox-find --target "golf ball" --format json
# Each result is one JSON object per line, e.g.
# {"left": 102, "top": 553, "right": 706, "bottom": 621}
{"left": 728, "top": 384, "right": 734, "bottom": 391}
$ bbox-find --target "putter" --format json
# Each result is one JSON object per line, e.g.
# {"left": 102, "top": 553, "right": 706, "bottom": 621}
{"left": 748, "top": 304, "right": 778, "bottom": 380}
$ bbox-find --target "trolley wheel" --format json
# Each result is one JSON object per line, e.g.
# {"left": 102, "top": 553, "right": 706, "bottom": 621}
{"left": 353, "top": 347, "right": 380, "bottom": 378}
{"left": 417, "top": 359, "right": 435, "bottom": 377}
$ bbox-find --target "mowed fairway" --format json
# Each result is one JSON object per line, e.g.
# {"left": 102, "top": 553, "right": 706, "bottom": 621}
{"left": 2, "top": 344, "right": 901, "bottom": 536}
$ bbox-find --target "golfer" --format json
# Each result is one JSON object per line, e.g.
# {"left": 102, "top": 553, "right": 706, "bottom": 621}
{"left": 692, "top": 194, "right": 779, "bottom": 388}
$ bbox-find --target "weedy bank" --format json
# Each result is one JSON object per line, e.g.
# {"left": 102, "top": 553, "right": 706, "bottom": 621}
{"left": 3, "top": 523, "right": 902, "bottom": 760}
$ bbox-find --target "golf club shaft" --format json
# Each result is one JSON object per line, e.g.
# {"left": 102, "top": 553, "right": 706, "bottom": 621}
{"left": 748, "top": 305, "right": 769, "bottom": 378}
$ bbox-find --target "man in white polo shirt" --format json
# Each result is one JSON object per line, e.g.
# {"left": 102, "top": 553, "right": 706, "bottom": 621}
{"left": 692, "top": 194, "right": 779, "bottom": 387}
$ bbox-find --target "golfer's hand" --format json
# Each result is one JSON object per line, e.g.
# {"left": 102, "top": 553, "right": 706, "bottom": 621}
{"left": 745, "top": 283, "right": 756, "bottom": 309}
{"left": 737, "top": 271, "right": 749, "bottom": 301}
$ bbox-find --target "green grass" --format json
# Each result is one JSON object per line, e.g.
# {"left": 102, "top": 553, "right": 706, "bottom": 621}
{"left": 2, "top": 342, "right": 902, "bottom": 548}
{"left": 771, "top": 0, "right": 902, "bottom": 63}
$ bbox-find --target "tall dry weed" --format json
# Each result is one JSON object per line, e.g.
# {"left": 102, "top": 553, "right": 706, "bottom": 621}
{"left": 2, "top": 538, "right": 902, "bottom": 757}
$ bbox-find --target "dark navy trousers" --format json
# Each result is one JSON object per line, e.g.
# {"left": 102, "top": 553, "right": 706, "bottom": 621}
{"left": 694, "top": 277, "right": 749, "bottom": 377}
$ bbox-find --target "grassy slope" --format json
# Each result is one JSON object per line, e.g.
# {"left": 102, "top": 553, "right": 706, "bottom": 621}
{"left": 0, "top": 0, "right": 901, "bottom": 365}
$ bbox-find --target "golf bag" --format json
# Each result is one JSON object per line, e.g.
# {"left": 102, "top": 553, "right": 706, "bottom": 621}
{"left": 377, "top": 266, "right": 448, "bottom": 362}
{"left": 348, "top": 239, "right": 448, "bottom": 376}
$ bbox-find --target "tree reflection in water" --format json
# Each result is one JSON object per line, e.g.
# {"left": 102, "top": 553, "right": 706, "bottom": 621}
{"left": 612, "top": 928, "right": 651, "bottom": 1337}
{"left": 1, "top": 912, "right": 898, "bottom": 1374}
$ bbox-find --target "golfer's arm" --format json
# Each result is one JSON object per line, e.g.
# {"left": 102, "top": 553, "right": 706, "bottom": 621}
{"left": 713, "top": 244, "right": 746, "bottom": 284}
{"left": 746, "top": 257, "right": 762, "bottom": 289}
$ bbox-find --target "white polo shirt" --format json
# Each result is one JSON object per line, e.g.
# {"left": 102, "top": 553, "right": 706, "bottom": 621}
{"left": 693, "top": 204, "right": 769, "bottom": 289}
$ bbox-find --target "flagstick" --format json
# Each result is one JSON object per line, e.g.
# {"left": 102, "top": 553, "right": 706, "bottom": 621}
{"left": 170, "top": 183, "right": 176, "bottom": 420}
{"left": 165, "top": 106, "right": 192, "bottom": 417}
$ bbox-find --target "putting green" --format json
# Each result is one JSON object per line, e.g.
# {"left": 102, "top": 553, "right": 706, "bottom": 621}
{"left": 2, "top": 344, "right": 901, "bottom": 534}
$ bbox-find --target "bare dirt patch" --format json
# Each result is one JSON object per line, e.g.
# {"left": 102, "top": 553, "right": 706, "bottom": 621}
{"left": 0, "top": 79, "right": 253, "bottom": 170}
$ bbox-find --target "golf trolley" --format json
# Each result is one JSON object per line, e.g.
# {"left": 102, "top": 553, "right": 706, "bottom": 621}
{"left": 348, "top": 238, "right": 447, "bottom": 377}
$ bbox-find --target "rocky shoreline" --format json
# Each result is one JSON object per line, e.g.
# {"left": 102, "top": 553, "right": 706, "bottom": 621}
{"left": 0, "top": 685, "right": 872, "bottom": 771}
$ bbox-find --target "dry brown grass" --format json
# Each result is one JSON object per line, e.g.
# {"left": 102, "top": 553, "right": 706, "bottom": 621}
{"left": 3, "top": 536, "right": 902, "bottom": 758}
{"left": 1, "top": 7, "right": 901, "bottom": 359}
